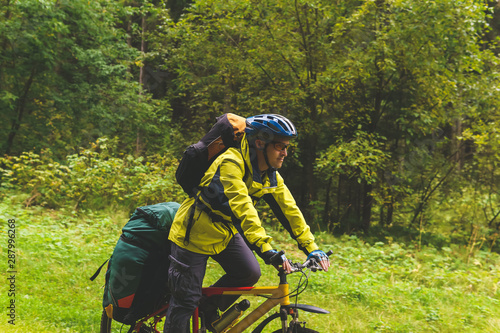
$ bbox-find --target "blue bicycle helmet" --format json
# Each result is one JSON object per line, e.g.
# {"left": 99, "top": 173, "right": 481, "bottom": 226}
{"left": 245, "top": 114, "right": 298, "bottom": 140}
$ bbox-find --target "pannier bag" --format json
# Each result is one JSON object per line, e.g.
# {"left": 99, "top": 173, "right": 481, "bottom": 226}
{"left": 175, "top": 113, "right": 247, "bottom": 197}
{"left": 96, "top": 202, "right": 180, "bottom": 325}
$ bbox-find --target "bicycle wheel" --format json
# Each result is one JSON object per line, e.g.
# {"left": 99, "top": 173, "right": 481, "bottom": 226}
{"left": 271, "top": 327, "right": 319, "bottom": 333}
{"left": 100, "top": 310, "right": 112, "bottom": 333}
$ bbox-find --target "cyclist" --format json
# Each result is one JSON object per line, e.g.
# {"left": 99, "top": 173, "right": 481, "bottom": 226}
{"left": 164, "top": 114, "right": 330, "bottom": 333}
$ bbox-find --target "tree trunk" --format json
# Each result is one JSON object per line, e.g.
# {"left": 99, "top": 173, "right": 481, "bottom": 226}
{"left": 323, "top": 177, "right": 332, "bottom": 229}
{"left": 386, "top": 196, "right": 394, "bottom": 226}
{"left": 299, "top": 131, "right": 317, "bottom": 222}
{"left": 5, "top": 67, "right": 36, "bottom": 155}
{"left": 452, "top": 118, "right": 463, "bottom": 171}
{"left": 136, "top": 14, "right": 147, "bottom": 156}
{"left": 361, "top": 182, "right": 373, "bottom": 231}
{"left": 298, "top": 96, "right": 319, "bottom": 220}
{"left": 379, "top": 204, "right": 384, "bottom": 226}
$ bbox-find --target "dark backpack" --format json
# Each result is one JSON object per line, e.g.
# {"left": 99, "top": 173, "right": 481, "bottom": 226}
{"left": 92, "top": 202, "right": 180, "bottom": 325}
{"left": 175, "top": 113, "right": 247, "bottom": 197}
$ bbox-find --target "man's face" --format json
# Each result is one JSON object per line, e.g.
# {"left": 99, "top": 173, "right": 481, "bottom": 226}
{"left": 264, "top": 138, "right": 290, "bottom": 169}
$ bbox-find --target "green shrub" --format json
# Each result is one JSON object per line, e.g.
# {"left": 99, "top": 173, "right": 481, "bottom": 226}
{"left": 0, "top": 138, "right": 186, "bottom": 210}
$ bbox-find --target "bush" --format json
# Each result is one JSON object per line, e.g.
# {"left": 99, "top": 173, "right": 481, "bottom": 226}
{"left": 0, "top": 138, "right": 186, "bottom": 210}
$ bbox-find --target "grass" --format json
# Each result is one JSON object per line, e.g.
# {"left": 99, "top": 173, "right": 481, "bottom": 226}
{"left": 0, "top": 190, "right": 499, "bottom": 332}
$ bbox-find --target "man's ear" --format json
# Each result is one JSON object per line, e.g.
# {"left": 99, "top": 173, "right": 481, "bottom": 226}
{"left": 255, "top": 139, "right": 266, "bottom": 150}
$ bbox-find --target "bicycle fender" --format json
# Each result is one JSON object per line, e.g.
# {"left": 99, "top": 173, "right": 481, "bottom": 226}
{"left": 283, "top": 303, "right": 330, "bottom": 314}
{"left": 251, "top": 304, "right": 329, "bottom": 333}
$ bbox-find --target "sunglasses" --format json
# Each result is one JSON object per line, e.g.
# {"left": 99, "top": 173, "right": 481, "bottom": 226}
{"left": 271, "top": 141, "right": 292, "bottom": 152}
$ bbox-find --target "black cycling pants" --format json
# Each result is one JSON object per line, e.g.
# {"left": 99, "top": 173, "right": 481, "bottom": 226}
{"left": 163, "top": 233, "right": 261, "bottom": 333}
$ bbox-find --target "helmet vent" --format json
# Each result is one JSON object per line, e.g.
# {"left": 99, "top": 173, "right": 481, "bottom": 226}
{"left": 268, "top": 123, "right": 280, "bottom": 132}
{"left": 245, "top": 114, "right": 297, "bottom": 139}
{"left": 277, "top": 120, "right": 288, "bottom": 131}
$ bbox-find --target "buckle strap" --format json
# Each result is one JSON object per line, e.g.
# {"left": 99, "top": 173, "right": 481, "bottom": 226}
{"left": 183, "top": 196, "right": 198, "bottom": 246}
{"left": 183, "top": 192, "right": 234, "bottom": 246}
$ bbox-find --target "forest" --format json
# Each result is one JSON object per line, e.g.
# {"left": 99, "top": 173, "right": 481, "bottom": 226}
{"left": 1, "top": 0, "right": 500, "bottom": 247}
{"left": 1, "top": 1, "right": 500, "bottom": 332}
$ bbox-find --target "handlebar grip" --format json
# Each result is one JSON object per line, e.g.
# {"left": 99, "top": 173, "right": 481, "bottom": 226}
{"left": 270, "top": 250, "right": 285, "bottom": 265}
{"left": 306, "top": 250, "right": 332, "bottom": 270}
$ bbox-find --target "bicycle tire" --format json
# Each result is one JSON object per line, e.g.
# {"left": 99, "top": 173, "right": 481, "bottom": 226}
{"left": 271, "top": 327, "right": 319, "bottom": 333}
{"left": 100, "top": 310, "right": 112, "bottom": 333}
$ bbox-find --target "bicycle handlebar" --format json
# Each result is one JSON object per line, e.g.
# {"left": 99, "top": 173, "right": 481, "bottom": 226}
{"left": 270, "top": 250, "right": 333, "bottom": 273}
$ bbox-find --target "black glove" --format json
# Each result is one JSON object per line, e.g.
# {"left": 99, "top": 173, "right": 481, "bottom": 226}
{"left": 261, "top": 250, "right": 286, "bottom": 265}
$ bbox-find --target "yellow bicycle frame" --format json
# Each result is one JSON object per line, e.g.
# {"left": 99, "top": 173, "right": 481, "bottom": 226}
{"left": 221, "top": 283, "right": 290, "bottom": 333}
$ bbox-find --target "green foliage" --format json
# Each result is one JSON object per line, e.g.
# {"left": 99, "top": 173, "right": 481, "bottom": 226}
{"left": 1, "top": 0, "right": 500, "bottom": 246}
{"left": 152, "top": 0, "right": 500, "bottom": 237}
{"left": 0, "top": 0, "right": 174, "bottom": 158}
{"left": 1, "top": 197, "right": 498, "bottom": 332}
{"left": 0, "top": 138, "right": 186, "bottom": 210}
{"left": 316, "top": 131, "right": 390, "bottom": 184}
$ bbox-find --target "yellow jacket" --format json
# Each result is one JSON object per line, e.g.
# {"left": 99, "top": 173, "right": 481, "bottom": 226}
{"left": 169, "top": 136, "right": 318, "bottom": 257}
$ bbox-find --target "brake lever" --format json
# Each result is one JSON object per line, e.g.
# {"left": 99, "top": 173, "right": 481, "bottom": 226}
{"left": 289, "top": 250, "right": 334, "bottom": 273}
{"left": 292, "top": 258, "right": 320, "bottom": 272}
{"left": 307, "top": 258, "right": 323, "bottom": 272}
{"left": 304, "top": 250, "right": 333, "bottom": 271}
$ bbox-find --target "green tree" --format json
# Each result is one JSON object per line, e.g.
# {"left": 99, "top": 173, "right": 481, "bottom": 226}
{"left": 157, "top": 0, "right": 500, "bottom": 235}
{"left": 0, "top": 0, "right": 167, "bottom": 157}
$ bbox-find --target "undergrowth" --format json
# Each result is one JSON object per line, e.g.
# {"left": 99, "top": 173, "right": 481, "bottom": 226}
{"left": 0, "top": 137, "right": 185, "bottom": 211}
{"left": 0, "top": 191, "right": 498, "bottom": 332}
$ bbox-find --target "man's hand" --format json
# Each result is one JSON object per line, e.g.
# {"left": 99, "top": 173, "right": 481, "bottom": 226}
{"left": 262, "top": 250, "right": 292, "bottom": 273}
{"left": 307, "top": 250, "right": 330, "bottom": 272}
{"left": 281, "top": 257, "right": 292, "bottom": 274}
